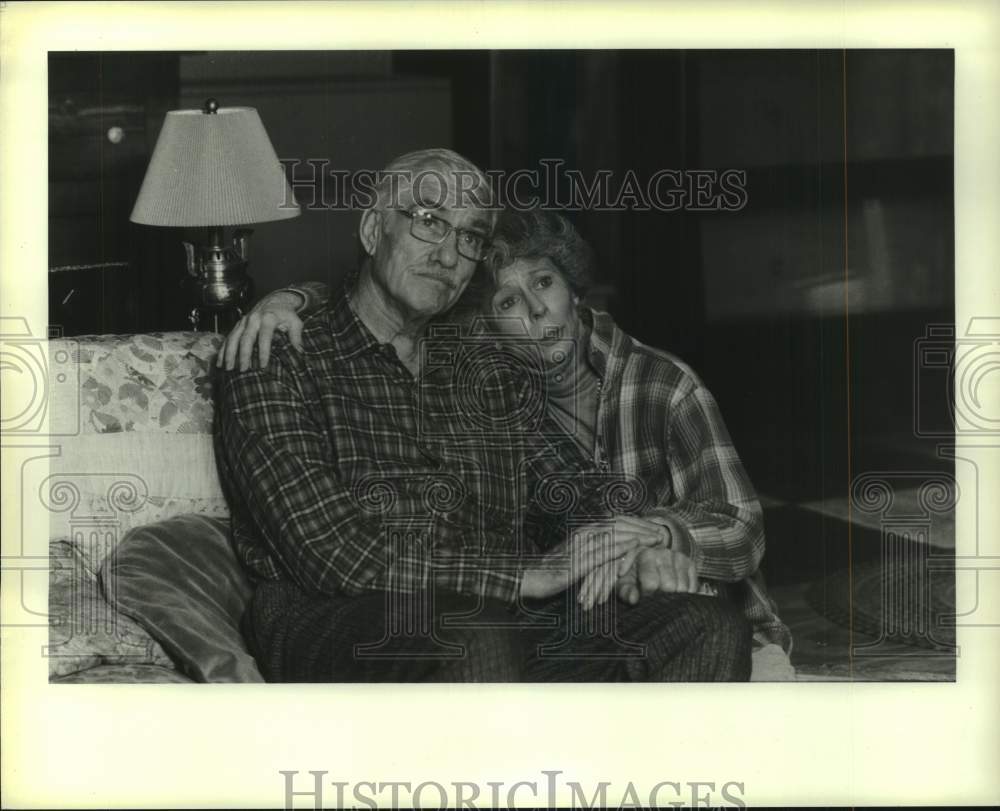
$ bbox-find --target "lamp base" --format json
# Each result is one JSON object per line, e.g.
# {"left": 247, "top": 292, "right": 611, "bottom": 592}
{"left": 182, "top": 227, "right": 255, "bottom": 332}
{"left": 187, "top": 305, "right": 246, "bottom": 333}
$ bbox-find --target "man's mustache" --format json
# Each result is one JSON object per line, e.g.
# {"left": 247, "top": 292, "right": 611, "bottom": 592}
{"left": 417, "top": 270, "right": 459, "bottom": 289}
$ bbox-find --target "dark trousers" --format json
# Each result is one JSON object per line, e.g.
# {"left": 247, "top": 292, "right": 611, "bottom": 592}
{"left": 243, "top": 580, "right": 752, "bottom": 683}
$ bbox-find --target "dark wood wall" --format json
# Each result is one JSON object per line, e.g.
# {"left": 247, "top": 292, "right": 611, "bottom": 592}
{"left": 489, "top": 50, "right": 953, "bottom": 494}
{"left": 48, "top": 52, "right": 181, "bottom": 335}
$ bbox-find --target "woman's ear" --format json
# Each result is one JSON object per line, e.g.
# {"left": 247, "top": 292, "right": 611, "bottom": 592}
{"left": 359, "top": 208, "right": 382, "bottom": 257}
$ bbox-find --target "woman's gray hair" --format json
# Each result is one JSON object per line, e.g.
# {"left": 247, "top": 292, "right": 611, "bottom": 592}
{"left": 442, "top": 208, "right": 596, "bottom": 331}
{"left": 484, "top": 208, "right": 595, "bottom": 297}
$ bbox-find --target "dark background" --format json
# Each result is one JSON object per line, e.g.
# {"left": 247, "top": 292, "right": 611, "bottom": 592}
{"left": 48, "top": 50, "right": 955, "bottom": 588}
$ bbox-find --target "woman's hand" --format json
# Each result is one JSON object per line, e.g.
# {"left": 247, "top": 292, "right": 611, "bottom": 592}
{"left": 217, "top": 290, "right": 306, "bottom": 371}
{"left": 520, "top": 516, "right": 663, "bottom": 601}
{"left": 577, "top": 544, "right": 643, "bottom": 609}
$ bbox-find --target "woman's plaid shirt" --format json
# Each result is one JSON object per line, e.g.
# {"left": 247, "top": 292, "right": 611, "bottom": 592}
{"left": 581, "top": 308, "right": 791, "bottom": 651}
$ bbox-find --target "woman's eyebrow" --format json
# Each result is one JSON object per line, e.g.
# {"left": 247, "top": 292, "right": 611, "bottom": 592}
{"left": 465, "top": 216, "right": 491, "bottom": 233}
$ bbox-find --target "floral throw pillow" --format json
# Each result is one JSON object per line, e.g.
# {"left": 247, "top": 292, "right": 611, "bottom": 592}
{"left": 48, "top": 539, "right": 176, "bottom": 680}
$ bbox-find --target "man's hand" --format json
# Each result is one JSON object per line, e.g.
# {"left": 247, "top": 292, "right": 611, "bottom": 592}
{"left": 625, "top": 546, "right": 699, "bottom": 604}
{"left": 217, "top": 289, "right": 306, "bottom": 371}
{"left": 520, "top": 516, "right": 663, "bottom": 601}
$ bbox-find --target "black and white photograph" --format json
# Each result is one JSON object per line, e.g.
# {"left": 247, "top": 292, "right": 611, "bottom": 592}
{"left": 2, "top": 2, "right": 998, "bottom": 808}
{"left": 41, "top": 47, "right": 957, "bottom": 685}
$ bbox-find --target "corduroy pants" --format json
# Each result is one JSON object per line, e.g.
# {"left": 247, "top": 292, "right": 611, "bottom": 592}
{"left": 242, "top": 580, "right": 752, "bottom": 683}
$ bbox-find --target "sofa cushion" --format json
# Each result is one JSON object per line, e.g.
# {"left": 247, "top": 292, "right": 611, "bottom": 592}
{"left": 45, "top": 332, "right": 253, "bottom": 682}
{"left": 50, "top": 332, "right": 222, "bottom": 437}
{"left": 46, "top": 333, "right": 229, "bottom": 568}
{"left": 48, "top": 539, "right": 176, "bottom": 680}
{"left": 100, "top": 513, "right": 264, "bottom": 683}
{"left": 45, "top": 431, "right": 229, "bottom": 572}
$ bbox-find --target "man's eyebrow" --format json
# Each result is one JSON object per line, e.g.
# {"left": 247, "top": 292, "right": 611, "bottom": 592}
{"left": 413, "top": 204, "right": 489, "bottom": 233}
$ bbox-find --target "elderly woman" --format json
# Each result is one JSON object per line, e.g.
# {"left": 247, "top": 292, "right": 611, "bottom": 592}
{"left": 219, "top": 210, "right": 793, "bottom": 679}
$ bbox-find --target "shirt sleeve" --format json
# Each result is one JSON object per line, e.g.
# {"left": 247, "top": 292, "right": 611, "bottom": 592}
{"left": 280, "top": 280, "right": 330, "bottom": 315}
{"left": 644, "top": 382, "right": 765, "bottom": 581}
{"left": 216, "top": 349, "right": 524, "bottom": 603}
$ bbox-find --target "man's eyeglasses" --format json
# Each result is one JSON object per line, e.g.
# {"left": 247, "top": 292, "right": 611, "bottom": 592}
{"left": 395, "top": 208, "right": 490, "bottom": 262}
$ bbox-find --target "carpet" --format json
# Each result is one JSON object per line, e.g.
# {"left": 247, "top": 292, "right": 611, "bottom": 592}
{"left": 805, "top": 543, "right": 956, "bottom": 652}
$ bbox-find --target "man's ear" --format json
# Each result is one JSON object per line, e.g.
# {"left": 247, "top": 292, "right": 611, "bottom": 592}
{"left": 359, "top": 208, "right": 382, "bottom": 257}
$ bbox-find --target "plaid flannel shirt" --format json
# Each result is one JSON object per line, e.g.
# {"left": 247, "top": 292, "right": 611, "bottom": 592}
{"left": 581, "top": 307, "right": 791, "bottom": 651}
{"left": 214, "top": 282, "right": 610, "bottom": 604}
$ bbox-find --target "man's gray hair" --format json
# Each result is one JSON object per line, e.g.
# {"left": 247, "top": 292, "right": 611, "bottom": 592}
{"left": 372, "top": 148, "right": 497, "bottom": 223}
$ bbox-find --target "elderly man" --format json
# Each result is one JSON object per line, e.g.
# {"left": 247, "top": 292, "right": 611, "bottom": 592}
{"left": 215, "top": 148, "right": 752, "bottom": 682}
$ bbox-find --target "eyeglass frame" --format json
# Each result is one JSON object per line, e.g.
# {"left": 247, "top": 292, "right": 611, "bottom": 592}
{"left": 393, "top": 207, "right": 492, "bottom": 262}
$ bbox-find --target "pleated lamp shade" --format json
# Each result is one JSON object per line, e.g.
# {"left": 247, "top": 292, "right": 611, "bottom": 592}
{"left": 130, "top": 106, "right": 300, "bottom": 227}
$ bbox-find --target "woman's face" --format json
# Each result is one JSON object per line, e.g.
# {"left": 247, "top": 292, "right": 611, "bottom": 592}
{"left": 490, "top": 257, "right": 580, "bottom": 375}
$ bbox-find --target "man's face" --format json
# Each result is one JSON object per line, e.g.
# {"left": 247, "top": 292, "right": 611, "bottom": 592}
{"left": 368, "top": 174, "right": 492, "bottom": 321}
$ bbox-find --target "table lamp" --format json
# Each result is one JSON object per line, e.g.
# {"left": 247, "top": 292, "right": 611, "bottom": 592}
{"left": 130, "top": 99, "right": 299, "bottom": 330}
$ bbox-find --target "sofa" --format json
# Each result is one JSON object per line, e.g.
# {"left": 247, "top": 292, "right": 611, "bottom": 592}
{"left": 46, "top": 331, "right": 263, "bottom": 683}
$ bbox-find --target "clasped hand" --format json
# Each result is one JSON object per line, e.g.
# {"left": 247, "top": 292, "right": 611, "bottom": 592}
{"left": 575, "top": 521, "right": 699, "bottom": 611}
{"left": 520, "top": 515, "right": 696, "bottom": 607}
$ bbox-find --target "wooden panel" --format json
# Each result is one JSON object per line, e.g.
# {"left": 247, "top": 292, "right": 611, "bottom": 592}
{"left": 49, "top": 130, "right": 149, "bottom": 181}
{"left": 696, "top": 50, "right": 953, "bottom": 169}
{"left": 697, "top": 50, "right": 843, "bottom": 169}
{"left": 845, "top": 50, "right": 953, "bottom": 161}
{"left": 48, "top": 52, "right": 180, "bottom": 334}
{"left": 49, "top": 265, "right": 134, "bottom": 337}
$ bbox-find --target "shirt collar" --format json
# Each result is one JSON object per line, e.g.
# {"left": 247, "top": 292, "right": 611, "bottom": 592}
{"left": 323, "top": 273, "right": 461, "bottom": 377}
{"left": 582, "top": 305, "right": 636, "bottom": 388}
{"left": 322, "top": 273, "right": 383, "bottom": 362}
{"left": 580, "top": 306, "right": 611, "bottom": 379}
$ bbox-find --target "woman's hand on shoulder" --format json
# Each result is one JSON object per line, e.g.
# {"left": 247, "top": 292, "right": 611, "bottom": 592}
{"left": 218, "top": 289, "right": 306, "bottom": 371}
